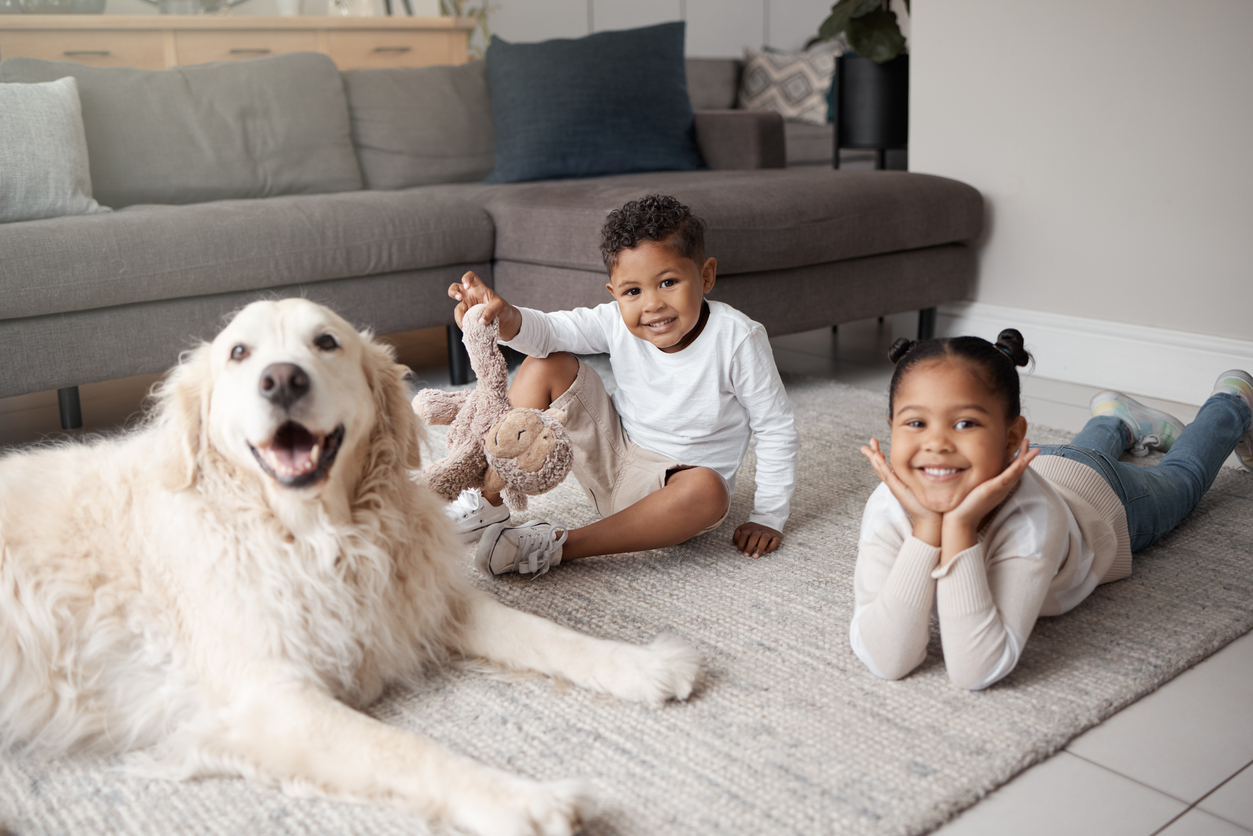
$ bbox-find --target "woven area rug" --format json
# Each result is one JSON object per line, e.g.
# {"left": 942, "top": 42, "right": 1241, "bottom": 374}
{"left": 2, "top": 373, "right": 1251, "bottom": 836}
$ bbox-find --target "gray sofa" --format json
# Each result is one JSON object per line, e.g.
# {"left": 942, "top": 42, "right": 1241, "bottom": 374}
{"left": 0, "top": 51, "right": 981, "bottom": 427}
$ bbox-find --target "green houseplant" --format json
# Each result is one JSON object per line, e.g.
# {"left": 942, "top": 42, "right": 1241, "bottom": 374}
{"left": 811, "top": 0, "right": 910, "bottom": 169}
{"left": 440, "top": 0, "right": 493, "bottom": 59}
{"left": 810, "top": 0, "right": 909, "bottom": 64}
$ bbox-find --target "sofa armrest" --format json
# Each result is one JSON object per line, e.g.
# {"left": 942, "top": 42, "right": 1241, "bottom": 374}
{"left": 693, "top": 109, "right": 786, "bottom": 170}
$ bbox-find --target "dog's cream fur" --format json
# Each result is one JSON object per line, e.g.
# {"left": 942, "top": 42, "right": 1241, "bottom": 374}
{"left": 0, "top": 299, "right": 699, "bottom": 836}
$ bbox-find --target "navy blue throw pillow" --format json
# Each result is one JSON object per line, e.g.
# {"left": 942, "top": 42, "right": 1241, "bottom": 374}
{"left": 483, "top": 22, "right": 704, "bottom": 184}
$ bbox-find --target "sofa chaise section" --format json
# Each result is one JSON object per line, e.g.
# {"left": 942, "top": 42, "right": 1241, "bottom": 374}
{"left": 433, "top": 168, "right": 981, "bottom": 336}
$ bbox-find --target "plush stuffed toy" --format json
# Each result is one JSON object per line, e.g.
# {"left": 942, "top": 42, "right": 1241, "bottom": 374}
{"left": 413, "top": 304, "right": 573, "bottom": 513}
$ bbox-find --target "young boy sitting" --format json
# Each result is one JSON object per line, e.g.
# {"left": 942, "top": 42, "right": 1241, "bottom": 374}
{"left": 446, "top": 194, "right": 799, "bottom": 577}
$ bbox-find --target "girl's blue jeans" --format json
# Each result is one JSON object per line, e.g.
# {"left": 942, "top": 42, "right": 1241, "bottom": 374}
{"left": 1032, "top": 393, "right": 1251, "bottom": 552}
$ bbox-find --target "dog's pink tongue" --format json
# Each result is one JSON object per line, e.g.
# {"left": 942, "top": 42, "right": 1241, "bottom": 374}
{"left": 269, "top": 423, "right": 319, "bottom": 477}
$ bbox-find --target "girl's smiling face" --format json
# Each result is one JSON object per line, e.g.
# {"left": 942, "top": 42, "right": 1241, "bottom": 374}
{"left": 888, "top": 357, "right": 1027, "bottom": 514}
{"left": 606, "top": 239, "right": 716, "bottom": 353}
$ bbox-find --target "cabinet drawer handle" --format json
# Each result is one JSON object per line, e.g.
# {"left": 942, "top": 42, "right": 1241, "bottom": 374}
{"left": 372, "top": 46, "right": 412, "bottom": 53}
{"left": 64, "top": 50, "right": 111, "bottom": 57}
{"left": 229, "top": 48, "right": 272, "bottom": 54}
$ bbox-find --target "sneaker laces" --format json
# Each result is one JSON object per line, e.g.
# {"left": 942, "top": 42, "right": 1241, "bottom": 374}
{"left": 514, "top": 523, "right": 569, "bottom": 577}
{"left": 1128, "top": 433, "right": 1160, "bottom": 458}
{"left": 445, "top": 489, "right": 484, "bottom": 521}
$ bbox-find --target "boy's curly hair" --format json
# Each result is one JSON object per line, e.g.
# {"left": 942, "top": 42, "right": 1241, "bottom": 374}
{"left": 600, "top": 194, "right": 706, "bottom": 274}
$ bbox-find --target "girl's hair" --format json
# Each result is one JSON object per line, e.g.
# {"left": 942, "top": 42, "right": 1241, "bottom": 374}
{"left": 886, "top": 329, "right": 1032, "bottom": 420}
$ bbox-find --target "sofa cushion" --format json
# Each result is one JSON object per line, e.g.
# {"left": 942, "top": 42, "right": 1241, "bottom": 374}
{"left": 738, "top": 47, "right": 835, "bottom": 127}
{"left": 0, "top": 53, "right": 363, "bottom": 209}
{"left": 342, "top": 60, "right": 495, "bottom": 190}
{"left": 686, "top": 58, "right": 740, "bottom": 110}
{"left": 0, "top": 77, "right": 110, "bottom": 224}
{"left": 483, "top": 22, "right": 703, "bottom": 184}
{"left": 458, "top": 169, "right": 983, "bottom": 276}
{"left": 785, "top": 121, "right": 835, "bottom": 166}
{"left": 0, "top": 190, "right": 492, "bottom": 320}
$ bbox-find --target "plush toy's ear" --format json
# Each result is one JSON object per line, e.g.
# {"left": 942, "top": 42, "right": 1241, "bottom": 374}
{"left": 543, "top": 408, "right": 568, "bottom": 426}
{"left": 151, "top": 342, "right": 212, "bottom": 491}
{"left": 362, "top": 334, "right": 425, "bottom": 473}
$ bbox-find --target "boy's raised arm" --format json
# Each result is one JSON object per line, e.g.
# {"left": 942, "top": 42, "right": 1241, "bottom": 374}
{"left": 449, "top": 271, "right": 522, "bottom": 341}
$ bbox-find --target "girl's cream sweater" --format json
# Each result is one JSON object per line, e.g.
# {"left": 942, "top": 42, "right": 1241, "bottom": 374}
{"left": 850, "top": 457, "right": 1131, "bottom": 690}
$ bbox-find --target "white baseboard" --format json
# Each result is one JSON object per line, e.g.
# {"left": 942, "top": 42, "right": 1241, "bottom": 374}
{"left": 936, "top": 302, "right": 1253, "bottom": 407}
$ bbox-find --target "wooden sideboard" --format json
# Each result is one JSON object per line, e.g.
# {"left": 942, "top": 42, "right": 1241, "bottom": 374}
{"left": 0, "top": 14, "right": 472, "bottom": 70}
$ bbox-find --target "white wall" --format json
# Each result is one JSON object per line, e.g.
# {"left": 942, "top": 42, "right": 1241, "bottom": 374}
{"left": 492, "top": 0, "right": 860, "bottom": 58}
{"left": 911, "top": 0, "right": 1253, "bottom": 396}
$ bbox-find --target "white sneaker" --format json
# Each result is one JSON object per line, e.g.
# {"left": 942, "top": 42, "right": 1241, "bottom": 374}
{"left": 1090, "top": 391, "right": 1185, "bottom": 457}
{"left": 445, "top": 489, "right": 510, "bottom": 545}
{"left": 1212, "top": 369, "right": 1253, "bottom": 472}
{"left": 475, "top": 520, "right": 568, "bottom": 577}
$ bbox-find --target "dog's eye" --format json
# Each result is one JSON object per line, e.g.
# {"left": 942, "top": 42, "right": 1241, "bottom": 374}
{"left": 315, "top": 334, "right": 339, "bottom": 352}
{"left": 230, "top": 344, "right": 249, "bottom": 362}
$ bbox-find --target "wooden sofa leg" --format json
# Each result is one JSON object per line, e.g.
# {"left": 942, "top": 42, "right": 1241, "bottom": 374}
{"left": 447, "top": 324, "right": 472, "bottom": 386}
{"left": 917, "top": 307, "right": 937, "bottom": 341}
{"left": 58, "top": 386, "right": 83, "bottom": 431}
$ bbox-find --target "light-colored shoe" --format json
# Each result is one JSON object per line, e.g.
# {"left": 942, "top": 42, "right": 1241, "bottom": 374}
{"left": 445, "top": 489, "right": 510, "bottom": 545}
{"left": 1212, "top": 369, "right": 1253, "bottom": 472}
{"left": 1090, "top": 391, "right": 1185, "bottom": 457}
{"left": 475, "top": 520, "right": 568, "bottom": 577}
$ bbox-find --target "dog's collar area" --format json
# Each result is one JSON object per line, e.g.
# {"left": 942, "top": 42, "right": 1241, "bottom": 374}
{"left": 250, "top": 422, "right": 345, "bottom": 488}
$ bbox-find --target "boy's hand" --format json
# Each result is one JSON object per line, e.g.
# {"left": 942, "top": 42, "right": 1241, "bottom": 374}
{"left": 860, "top": 438, "right": 942, "bottom": 547}
{"left": 448, "top": 271, "right": 521, "bottom": 340}
{"left": 734, "top": 522, "right": 781, "bottom": 558}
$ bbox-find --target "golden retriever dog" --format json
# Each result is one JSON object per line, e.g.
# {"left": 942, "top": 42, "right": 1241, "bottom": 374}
{"left": 0, "top": 298, "right": 699, "bottom": 836}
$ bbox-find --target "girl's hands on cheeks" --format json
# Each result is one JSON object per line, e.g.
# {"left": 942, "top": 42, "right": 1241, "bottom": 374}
{"left": 860, "top": 438, "right": 942, "bottom": 547}
{"left": 946, "top": 438, "right": 1039, "bottom": 532}
{"left": 448, "top": 271, "right": 522, "bottom": 340}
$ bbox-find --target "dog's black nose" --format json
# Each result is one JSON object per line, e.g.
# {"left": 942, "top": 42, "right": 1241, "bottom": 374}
{"left": 259, "top": 363, "right": 310, "bottom": 409}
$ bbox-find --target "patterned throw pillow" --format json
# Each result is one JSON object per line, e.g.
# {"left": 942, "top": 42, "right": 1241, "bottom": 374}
{"left": 737, "top": 47, "right": 837, "bottom": 126}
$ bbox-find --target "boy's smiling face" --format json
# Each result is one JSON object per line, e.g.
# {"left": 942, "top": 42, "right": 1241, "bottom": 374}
{"left": 606, "top": 239, "right": 717, "bottom": 353}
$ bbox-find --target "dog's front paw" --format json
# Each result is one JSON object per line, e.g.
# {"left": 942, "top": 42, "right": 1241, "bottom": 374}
{"left": 452, "top": 777, "right": 592, "bottom": 836}
{"left": 604, "top": 634, "right": 701, "bottom": 707}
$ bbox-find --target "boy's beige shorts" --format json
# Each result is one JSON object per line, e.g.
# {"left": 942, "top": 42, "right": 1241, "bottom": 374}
{"left": 551, "top": 360, "right": 729, "bottom": 533}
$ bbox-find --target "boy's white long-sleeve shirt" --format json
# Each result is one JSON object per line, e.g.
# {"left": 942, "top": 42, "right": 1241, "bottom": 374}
{"left": 501, "top": 300, "right": 799, "bottom": 531}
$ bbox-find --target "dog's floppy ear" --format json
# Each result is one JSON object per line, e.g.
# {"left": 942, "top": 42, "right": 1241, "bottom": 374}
{"left": 362, "top": 333, "right": 424, "bottom": 473}
{"left": 151, "top": 342, "right": 212, "bottom": 491}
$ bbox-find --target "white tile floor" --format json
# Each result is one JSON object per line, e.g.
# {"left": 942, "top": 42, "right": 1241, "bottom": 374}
{"left": 1, "top": 315, "right": 1250, "bottom": 835}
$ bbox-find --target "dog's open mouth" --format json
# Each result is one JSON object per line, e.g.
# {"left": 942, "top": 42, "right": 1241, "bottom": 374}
{"left": 250, "top": 422, "right": 345, "bottom": 488}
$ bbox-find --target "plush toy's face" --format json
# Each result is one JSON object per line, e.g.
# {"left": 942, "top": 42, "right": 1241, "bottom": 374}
{"left": 485, "top": 408, "right": 564, "bottom": 472}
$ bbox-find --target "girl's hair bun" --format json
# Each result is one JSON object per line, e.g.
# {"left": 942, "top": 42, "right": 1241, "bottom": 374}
{"left": 995, "top": 328, "right": 1030, "bottom": 368}
{"left": 887, "top": 337, "right": 916, "bottom": 364}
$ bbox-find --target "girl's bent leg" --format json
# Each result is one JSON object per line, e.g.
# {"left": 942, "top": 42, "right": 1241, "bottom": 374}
{"left": 1068, "top": 414, "right": 1131, "bottom": 459}
{"left": 1119, "top": 392, "right": 1251, "bottom": 551}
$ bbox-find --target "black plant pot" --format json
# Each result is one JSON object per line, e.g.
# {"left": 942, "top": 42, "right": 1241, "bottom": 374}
{"left": 833, "top": 53, "right": 909, "bottom": 169}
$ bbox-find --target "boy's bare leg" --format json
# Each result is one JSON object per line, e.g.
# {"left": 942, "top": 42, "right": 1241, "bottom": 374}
{"left": 487, "top": 352, "right": 730, "bottom": 556}
{"left": 508, "top": 352, "right": 580, "bottom": 411}
{"left": 481, "top": 352, "right": 580, "bottom": 507}
{"left": 562, "top": 466, "right": 728, "bottom": 560}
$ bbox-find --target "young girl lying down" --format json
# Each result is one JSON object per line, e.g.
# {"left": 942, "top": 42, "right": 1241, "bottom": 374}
{"left": 852, "top": 329, "right": 1253, "bottom": 690}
